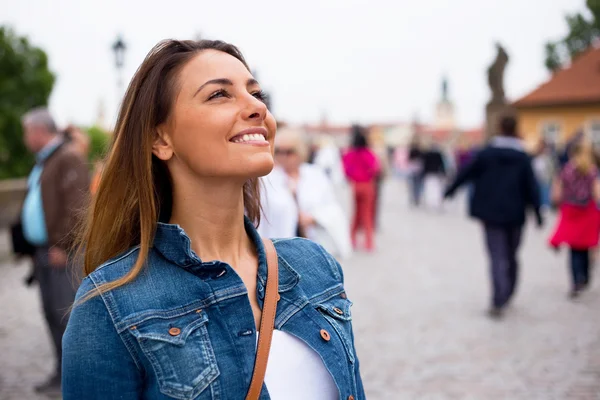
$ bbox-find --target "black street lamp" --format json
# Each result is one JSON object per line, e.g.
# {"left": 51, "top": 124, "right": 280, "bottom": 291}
{"left": 112, "top": 35, "right": 127, "bottom": 92}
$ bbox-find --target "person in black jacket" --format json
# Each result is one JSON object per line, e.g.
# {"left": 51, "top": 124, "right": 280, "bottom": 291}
{"left": 408, "top": 137, "right": 425, "bottom": 207}
{"left": 422, "top": 143, "right": 447, "bottom": 210}
{"left": 444, "top": 116, "right": 543, "bottom": 318}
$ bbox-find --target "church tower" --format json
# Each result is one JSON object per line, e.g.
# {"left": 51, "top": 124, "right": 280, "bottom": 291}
{"left": 435, "top": 77, "right": 456, "bottom": 130}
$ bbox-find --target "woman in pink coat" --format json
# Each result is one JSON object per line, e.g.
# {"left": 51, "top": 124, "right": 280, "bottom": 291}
{"left": 342, "top": 126, "right": 380, "bottom": 251}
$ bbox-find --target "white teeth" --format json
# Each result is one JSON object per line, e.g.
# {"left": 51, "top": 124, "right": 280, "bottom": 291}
{"left": 232, "top": 133, "right": 267, "bottom": 143}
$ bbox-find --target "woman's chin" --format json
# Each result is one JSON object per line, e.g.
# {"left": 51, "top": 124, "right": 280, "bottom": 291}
{"left": 243, "top": 156, "right": 275, "bottom": 178}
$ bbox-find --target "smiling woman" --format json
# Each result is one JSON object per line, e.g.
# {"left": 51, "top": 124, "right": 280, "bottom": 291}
{"left": 61, "top": 39, "right": 365, "bottom": 400}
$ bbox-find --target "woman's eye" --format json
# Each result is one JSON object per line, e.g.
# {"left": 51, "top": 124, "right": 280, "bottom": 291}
{"left": 252, "top": 90, "right": 269, "bottom": 104}
{"left": 208, "top": 89, "right": 229, "bottom": 100}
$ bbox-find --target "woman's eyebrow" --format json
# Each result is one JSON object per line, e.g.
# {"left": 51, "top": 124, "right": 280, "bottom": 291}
{"left": 194, "top": 78, "right": 233, "bottom": 97}
{"left": 194, "top": 78, "right": 260, "bottom": 97}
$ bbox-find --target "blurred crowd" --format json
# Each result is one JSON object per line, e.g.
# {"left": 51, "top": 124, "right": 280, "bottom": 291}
{"left": 258, "top": 124, "right": 383, "bottom": 258}
{"left": 9, "top": 106, "right": 600, "bottom": 395}
{"left": 264, "top": 114, "right": 600, "bottom": 318}
{"left": 402, "top": 116, "right": 600, "bottom": 315}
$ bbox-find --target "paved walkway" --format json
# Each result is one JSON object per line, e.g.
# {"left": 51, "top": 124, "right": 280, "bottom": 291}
{"left": 1, "top": 180, "right": 599, "bottom": 399}
{"left": 347, "top": 181, "right": 600, "bottom": 399}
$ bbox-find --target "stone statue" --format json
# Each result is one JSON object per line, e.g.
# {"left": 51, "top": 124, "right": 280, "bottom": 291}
{"left": 485, "top": 43, "right": 514, "bottom": 139}
{"left": 487, "top": 43, "right": 509, "bottom": 104}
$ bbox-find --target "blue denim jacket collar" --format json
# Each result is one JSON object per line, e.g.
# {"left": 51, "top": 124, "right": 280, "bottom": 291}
{"left": 153, "top": 216, "right": 300, "bottom": 293}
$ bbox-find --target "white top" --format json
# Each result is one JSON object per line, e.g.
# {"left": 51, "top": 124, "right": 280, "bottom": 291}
{"left": 258, "top": 164, "right": 352, "bottom": 259}
{"left": 260, "top": 330, "right": 338, "bottom": 400}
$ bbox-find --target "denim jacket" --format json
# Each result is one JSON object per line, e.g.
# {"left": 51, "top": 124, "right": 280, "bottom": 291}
{"left": 62, "top": 217, "right": 365, "bottom": 400}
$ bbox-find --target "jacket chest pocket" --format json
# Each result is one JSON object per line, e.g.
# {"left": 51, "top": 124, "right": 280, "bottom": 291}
{"left": 129, "top": 310, "right": 220, "bottom": 400}
{"left": 316, "top": 297, "right": 356, "bottom": 364}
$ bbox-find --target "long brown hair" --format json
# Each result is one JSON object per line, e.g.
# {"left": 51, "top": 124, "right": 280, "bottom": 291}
{"left": 570, "top": 142, "right": 595, "bottom": 175}
{"left": 77, "top": 40, "right": 262, "bottom": 297}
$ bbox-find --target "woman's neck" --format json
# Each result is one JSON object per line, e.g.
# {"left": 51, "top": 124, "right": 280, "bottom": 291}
{"left": 168, "top": 177, "right": 253, "bottom": 267}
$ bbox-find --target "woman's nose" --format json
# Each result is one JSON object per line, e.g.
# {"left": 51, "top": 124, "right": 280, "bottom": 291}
{"left": 243, "top": 95, "right": 267, "bottom": 121}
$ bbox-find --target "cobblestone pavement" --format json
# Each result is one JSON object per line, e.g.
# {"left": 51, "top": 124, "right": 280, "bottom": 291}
{"left": 1, "top": 181, "right": 599, "bottom": 399}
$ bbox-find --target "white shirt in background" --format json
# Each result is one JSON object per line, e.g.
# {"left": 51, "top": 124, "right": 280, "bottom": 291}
{"left": 258, "top": 164, "right": 352, "bottom": 260}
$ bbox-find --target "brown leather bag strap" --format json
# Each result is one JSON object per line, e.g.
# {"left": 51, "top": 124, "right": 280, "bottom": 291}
{"left": 245, "top": 238, "right": 279, "bottom": 400}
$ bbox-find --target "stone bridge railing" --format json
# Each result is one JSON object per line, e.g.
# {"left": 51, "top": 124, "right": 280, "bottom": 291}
{"left": 0, "top": 178, "right": 27, "bottom": 228}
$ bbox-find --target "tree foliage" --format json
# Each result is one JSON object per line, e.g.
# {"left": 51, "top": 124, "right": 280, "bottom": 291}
{"left": 545, "top": 1, "right": 600, "bottom": 72}
{"left": 85, "top": 125, "right": 110, "bottom": 163}
{"left": 0, "top": 26, "right": 55, "bottom": 179}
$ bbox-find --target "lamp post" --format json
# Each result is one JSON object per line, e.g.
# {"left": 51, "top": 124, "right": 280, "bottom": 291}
{"left": 112, "top": 35, "right": 126, "bottom": 94}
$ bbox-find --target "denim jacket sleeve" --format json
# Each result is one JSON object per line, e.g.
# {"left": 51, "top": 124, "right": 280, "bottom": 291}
{"left": 322, "top": 246, "right": 367, "bottom": 399}
{"left": 352, "top": 328, "right": 366, "bottom": 398}
{"left": 62, "top": 277, "right": 143, "bottom": 399}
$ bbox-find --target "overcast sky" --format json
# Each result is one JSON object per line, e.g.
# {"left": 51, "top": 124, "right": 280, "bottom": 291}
{"left": 1, "top": 0, "right": 588, "bottom": 129}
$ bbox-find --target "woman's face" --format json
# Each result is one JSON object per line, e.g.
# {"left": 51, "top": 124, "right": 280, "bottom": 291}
{"left": 274, "top": 135, "right": 302, "bottom": 173}
{"left": 154, "top": 50, "right": 276, "bottom": 183}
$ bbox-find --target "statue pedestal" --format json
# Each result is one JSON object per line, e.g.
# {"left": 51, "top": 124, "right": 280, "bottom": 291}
{"left": 485, "top": 101, "right": 516, "bottom": 140}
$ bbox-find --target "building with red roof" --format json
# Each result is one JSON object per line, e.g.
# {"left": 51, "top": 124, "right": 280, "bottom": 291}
{"left": 513, "top": 45, "right": 600, "bottom": 147}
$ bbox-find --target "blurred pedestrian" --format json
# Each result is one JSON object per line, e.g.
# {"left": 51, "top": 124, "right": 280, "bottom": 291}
{"left": 558, "top": 130, "right": 584, "bottom": 168}
{"left": 307, "top": 141, "right": 319, "bottom": 164}
{"left": 369, "top": 127, "right": 389, "bottom": 229}
{"left": 422, "top": 138, "right": 447, "bottom": 211}
{"left": 444, "top": 116, "right": 543, "bottom": 318}
{"left": 20, "top": 107, "right": 90, "bottom": 396}
{"left": 455, "top": 139, "right": 475, "bottom": 172}
{"left": 407, "top": 135, "right": 425, "bottom": 207}
{"left": 342, "top": 125, "right": 380, "bottom": 251}
{"left": 391, "top": 145, "right": 409, "bottom": 177}
{"left": 259, "top": 127, "right": 352, "bottom": 259}
{"left": 549, "top": 143, "right": 600, "bottom": 298}
{"left": 532, "top": 139, "right": 555, "bottom": 211}
{"left": 454, "top": 141, "right": 479, "bottom": 213}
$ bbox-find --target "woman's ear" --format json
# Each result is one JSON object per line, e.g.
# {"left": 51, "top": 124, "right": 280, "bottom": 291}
{"left": 152, "top": 126, "right": 174, "bottom": 161}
